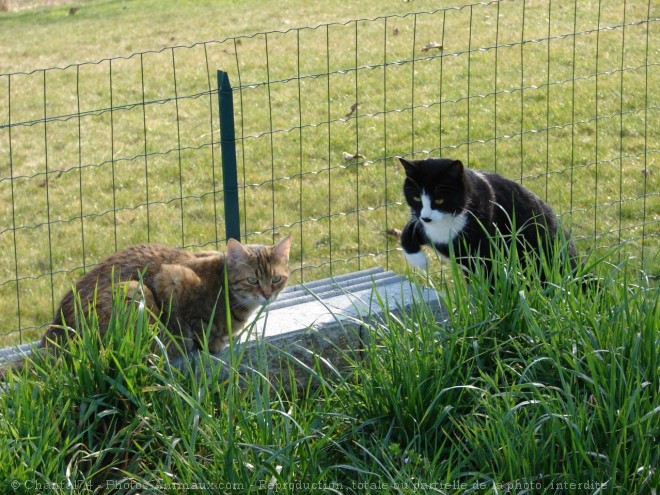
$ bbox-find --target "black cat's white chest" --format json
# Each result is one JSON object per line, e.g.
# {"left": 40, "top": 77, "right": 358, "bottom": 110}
{"left": 417, "top": 192, "right": 468, "bottom": 246}
{"left": 402, "top": 192, "right": 469, "bottom": 269}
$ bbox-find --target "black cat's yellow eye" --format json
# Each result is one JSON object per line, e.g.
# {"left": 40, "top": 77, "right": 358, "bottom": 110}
{"left": 434, "top": 198, "right": 445, "bottom": 205}
{"left": 412, "top": 196, "right": 421, "bottom": 202}
{"left": 247, "top": 276, "right": 259, "bottom": 285}
{"left": 272, "top": 275, "right": 282, "bottom": 283}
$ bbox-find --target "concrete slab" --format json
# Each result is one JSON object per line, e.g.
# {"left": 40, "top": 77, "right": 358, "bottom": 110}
{"left": 190, "top": 268, "right": 446, "bottom": 388}
{"left": 0, "top": 341, "right": 33, "bottom": 366}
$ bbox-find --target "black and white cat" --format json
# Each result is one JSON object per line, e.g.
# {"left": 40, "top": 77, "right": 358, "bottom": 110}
{"left": 399, "top": 156, "right": 578, "bottom": 279}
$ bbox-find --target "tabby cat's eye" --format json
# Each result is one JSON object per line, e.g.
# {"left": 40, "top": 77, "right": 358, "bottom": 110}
{"left": 247, "top": 276, "right": 259, "bottom": 285}
{"left": 272, "top": 275, "right": 282, "bottom": 283}
{"left": 434, "top": 198, "right": 445, "bottom": 205}
{"left": 412, "top": 196, "right": 421, "bottom": 202}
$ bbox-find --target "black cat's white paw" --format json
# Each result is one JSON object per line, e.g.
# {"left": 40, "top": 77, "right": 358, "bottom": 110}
{"left": 404, "top": 250, "right": 428, "bottom": 270}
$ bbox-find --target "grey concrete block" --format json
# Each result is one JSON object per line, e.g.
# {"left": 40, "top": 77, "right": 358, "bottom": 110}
{"left": 0, "top": 342, "right": 33, "bottom": 367}
{"left": 1, "top": 269, "right": 447, "bottom": 389}
{"left": 189, "top": 268, "right": 447, "bottom": 388}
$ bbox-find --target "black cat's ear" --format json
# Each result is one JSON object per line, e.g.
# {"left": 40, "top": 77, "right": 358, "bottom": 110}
{"left": 447, "top": 159, "right": 465, "bottom": 178}
{"left": 398, "top": 156, "right": 418, "bottom": 176}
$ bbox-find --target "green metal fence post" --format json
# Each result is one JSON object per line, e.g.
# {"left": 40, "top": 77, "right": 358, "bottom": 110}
{"left": 217, "top": 70, "right": 241, "bottom": 242}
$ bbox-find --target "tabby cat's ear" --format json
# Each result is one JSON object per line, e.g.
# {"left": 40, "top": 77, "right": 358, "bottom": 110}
{"left": 398, "top": 157, "right": 418, "bottom": 176}
{"left": 226, "top": 238, "right": 249, "bottom": 262}
{"left": 273, "top": 235, "right": 292, "bottom": 262}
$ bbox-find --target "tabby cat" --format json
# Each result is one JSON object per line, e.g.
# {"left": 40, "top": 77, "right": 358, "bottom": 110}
{"left": 399, "top": 157, "right": 577, "bottom": 280}
{"left": 39, "top": 236, "right": 291, "bottom": 361}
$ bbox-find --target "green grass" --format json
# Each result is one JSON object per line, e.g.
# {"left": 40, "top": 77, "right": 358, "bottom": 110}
{"left": 0, "top": 2, "right": 658, "bottom": 352}
{"left": 1, "top": 235, "right": 658, "bottom": 493}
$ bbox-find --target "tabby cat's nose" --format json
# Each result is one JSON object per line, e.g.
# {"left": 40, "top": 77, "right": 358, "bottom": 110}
{"left": 421, "top": 217, "right": 432, "bottom": 223}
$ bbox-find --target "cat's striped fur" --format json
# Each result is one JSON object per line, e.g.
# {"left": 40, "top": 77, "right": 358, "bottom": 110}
{"left": 8, "top": 236, "right": 292, "bottom": 374}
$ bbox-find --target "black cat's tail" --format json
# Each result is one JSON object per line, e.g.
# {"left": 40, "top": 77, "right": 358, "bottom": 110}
{"left": 539, "top": 228, "right": 605, "bottom": 294}
{"left": 574, "top": 246, "right": 616, "bottom": 294}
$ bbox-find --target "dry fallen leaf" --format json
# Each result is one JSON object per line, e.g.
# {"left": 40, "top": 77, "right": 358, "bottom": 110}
{"left": 386, "top": 228, "right": 402, "bottom": 239}
{"left": 421, "top": 42, "right": 443, "bottom": 52}
{"left": 345, "top": 102, "right": 359, "bottom": 118}
{"left": 342, "top": 151, "right": 366, "bottom": 161}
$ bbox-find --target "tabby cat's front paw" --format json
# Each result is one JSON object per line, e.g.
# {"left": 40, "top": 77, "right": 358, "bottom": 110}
{"left": 404, "top": 250, "right": 428, "bottom": 270}
{"left": 208, "top": 335, "right": 227, "bottom": 353}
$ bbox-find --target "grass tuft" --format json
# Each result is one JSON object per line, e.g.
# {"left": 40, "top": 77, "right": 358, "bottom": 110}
{"left": 0, "top": 240, "right": 657, "bottom": 493}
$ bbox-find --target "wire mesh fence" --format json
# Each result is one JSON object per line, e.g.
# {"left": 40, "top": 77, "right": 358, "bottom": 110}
{"left": 1, "top": 0, "right": 658, "bottom": 344}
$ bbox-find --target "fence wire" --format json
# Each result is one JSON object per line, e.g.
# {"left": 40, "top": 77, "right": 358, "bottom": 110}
{"left": 1, "top": 0, "right": 658, "bottom": 343}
